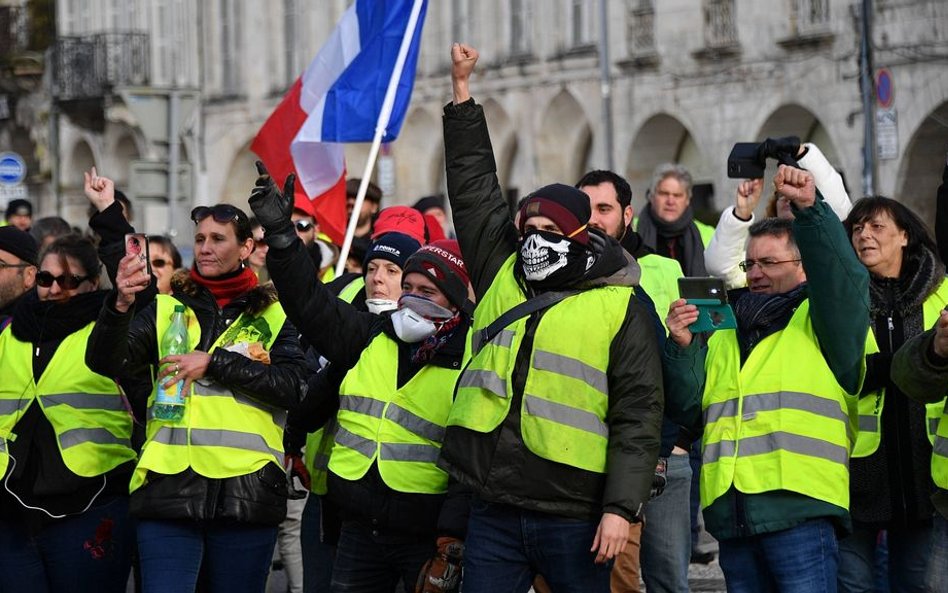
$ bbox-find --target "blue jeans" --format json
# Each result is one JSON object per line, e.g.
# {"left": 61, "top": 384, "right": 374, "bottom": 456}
{"left": 640, "top": 453, "right": 692, "bottom": 593}
{"left": 301, "top": 495, "right": 335, "bottom": 593}
{"left": 137, "top": 519, "right": 278, "bottom": 593}
{"left": 330, "top": 520, "right": 432, "bottom": 593}
{"left": 718, "top": 518, "right": 839, "bottom": 593}
{"left": 0, "top": 496, "right": 133, "bottom": 593}
{"left": 838, "top": 525, "right": 931, "bottom": 593}
{"left": 928, "top": 514, "right": 948, "bottom": 593}
{"left": 463, "top": 500, "right": 612, "bottom": 593}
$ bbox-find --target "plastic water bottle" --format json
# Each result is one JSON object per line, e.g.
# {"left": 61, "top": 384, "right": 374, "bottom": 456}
{"left": 154, "top": 305, "right": 189, "bottom": 421}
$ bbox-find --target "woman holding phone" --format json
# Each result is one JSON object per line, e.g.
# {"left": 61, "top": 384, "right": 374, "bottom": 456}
{"left": 0, "top": 234, "right": 137, "bottom": 592}
{"left": 86, "top": 203, "right": 307, "bottom": 592}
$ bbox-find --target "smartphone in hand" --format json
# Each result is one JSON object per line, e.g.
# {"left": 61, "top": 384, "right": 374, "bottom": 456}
{"left": 678, "top": 277, "right": 737, "bottom": 333}
{"left": 125, "top": 233, "right": 151, "bottom": 278}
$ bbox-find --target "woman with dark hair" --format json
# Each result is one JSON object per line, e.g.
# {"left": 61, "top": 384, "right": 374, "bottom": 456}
{"left": 147, "top": 235, "right": 183, "bottom": 295}
{"left": 0, "top": 234, "right": 137, "bottom": 592}
{"left": 840, "top": 196, "right": 948, "bottom": 592}
{"left": 86, "top": 204, "right": 307, "bottom": 592}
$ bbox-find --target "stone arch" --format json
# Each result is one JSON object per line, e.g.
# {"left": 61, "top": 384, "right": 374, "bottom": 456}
{"left": 394, "top": 107, "right": 442, "bottom": 204}
{"left": 220, "top": 139, "right": 259, "bottom": 210}
{"left": 536, "top": 89, "right": 592, "bottom": 186}
{"left": 483, "top": 98, "right": 520, "bottom": 213}
{"left": 626, "top": 114, "right": 706, "bottom": 212}
{"left": 111, "top": 134, "right": 141, "bottom": 188}
{"left": 755, "top": 104, "right": 841, "bottom": 169}
{"left": 895, "top": 99, "right": 948, "bottom": 229}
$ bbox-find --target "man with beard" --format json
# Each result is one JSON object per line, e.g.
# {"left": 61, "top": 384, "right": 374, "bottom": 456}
{"left": 0, "top": 226, "right": 38, "bottom": 326}
{"left": 577, "top": 170, "right": 693, "bottom": 593}
{"left": 439, "top": 43, "right": 663, "bottom": 593}
{"left": 345, "top": 178, "right": 382, "bottom": 240}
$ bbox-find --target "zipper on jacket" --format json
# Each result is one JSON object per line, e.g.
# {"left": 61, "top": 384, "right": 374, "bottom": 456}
{"left": 884, "top": 313, "right": 909, "bottom": 523}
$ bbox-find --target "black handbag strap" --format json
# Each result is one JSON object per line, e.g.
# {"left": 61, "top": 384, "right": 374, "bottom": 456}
{"left": 473, "top": 289, "right": 580, "bottom": 356}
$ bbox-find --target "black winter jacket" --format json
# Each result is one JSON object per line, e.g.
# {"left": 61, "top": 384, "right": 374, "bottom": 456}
{"left": 86, "top": 274, "right": 307, "bottom": 526}
{"left": 266, "top": 238, "right": 471, "bottom": 539}
{"left": 440, "top": 98, "right": 664, "bottom": 523}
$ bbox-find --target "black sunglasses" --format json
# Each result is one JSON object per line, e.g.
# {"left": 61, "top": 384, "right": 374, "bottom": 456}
{"left": 36, "top": 270, "right": 91, "bottom": 289}
{"left": 294, "top": 220, "right": 314, "bottom": 232}
{"left": 150, "top": 258, "right": 171, "bottom": 269}
{"left": 191, "top": 205, "right": 242, "bottom": 225}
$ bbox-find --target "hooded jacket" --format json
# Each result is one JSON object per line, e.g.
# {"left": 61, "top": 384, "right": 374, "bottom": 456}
{"left": 440, "top": 98, "right": 663, "bottom": 522}
{"left": 86, "top": 272, "right": 307, "bottom": 526}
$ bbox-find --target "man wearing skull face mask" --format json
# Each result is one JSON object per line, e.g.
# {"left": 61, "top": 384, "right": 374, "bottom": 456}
{"left": 439, "top": 44, "right": 663, "bottom": 593}
{"left": 248, "top": 163, "right": 474, "bottom": 593}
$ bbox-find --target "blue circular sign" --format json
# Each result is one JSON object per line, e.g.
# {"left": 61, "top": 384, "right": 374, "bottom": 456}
{"left": 0, "top": 152, "right": 26, "bottom": 185}
{"left": 876, "top": 69, "right": 894, "bottom": 109}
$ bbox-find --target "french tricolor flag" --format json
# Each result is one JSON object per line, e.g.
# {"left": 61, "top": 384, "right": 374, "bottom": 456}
{"left": 251, "top": 0, "right": 428, "bottom": 244}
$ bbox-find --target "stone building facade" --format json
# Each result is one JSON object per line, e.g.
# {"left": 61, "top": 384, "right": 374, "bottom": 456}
{"left": 1, "top": 0, "right": 945, "bottom": 239}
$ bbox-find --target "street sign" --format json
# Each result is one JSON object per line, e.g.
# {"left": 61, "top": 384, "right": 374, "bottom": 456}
{"left": 0, "top": 152, "right": 26, "bottom": 185}
{"left": 876, "top": 108, "right": 899, "bottom": 160}
{"left": 876, "top": 68, "right": 894, "bottom": 109}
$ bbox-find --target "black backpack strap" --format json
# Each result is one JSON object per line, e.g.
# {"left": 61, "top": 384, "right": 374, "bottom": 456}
{"left": 472, "top": 289, "right": 580, "bottom": 356}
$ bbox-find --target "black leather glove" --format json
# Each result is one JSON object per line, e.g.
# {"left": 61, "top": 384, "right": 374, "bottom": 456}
{"left": 757, "top": 136, "right": 801, "bottom": 163}
{"left": 248, "top": 161, "right": 297, "bottom": 249}
{"left": 650, "top": 457, "right": 667, "bottom": 499}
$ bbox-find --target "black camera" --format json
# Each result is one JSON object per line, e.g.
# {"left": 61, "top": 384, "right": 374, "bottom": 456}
{"left": 726, "top": 136, "right": 801, "bottom": 179}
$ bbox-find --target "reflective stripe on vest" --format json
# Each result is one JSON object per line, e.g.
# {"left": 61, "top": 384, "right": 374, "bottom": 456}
{"left": 303, "top": 276, "right": 363, "bottom": 494}
{"left": 0, "top": 322, "right": 135, "bottom": 479}
{"left": 932, "top": 400, "right": 948, "bottom": 489}
{"left": 449, "top": 255, "right": 630, "bottom": 473}
{"left": 701, "top": 299, "right": 860, "bottom": 510}
{"left": 330, "top": 334, "right": 459, "bottom": 494}
{"left": 853, "top": 280, "right": 948, "bottom": 458}
{"left": 131, "top": 295, "right": 288, "bottom": 491}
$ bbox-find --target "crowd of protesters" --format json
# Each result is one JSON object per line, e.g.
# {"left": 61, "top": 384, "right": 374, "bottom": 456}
{"left": 0, "top": 42, "right": 946, "bottom": 593}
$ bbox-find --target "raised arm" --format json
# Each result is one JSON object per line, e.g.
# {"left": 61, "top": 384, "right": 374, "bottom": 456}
{"left": 704, "top": 178, "right": 762, "bottom": 289}
{"left": 781, "top": 165, "right": 870, "bottom": 395}
{"left": 249, "top": 163, "right": 379, "bottom": 371}
{"left": 443, "top": 44, "right": 520, "bottom": 298}
{"left": 797, "top": 142, "right": 851, "bottom": 220}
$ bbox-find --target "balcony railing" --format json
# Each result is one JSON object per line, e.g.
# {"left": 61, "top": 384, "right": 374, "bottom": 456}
{"left": 703, "top": 0, "right": 738, "bottom": 50}
{"left": 627, "top": 0, "right": 656, "bottom": 55}
{"left": 54, "top": 32, "right": 149, "bottom": 101}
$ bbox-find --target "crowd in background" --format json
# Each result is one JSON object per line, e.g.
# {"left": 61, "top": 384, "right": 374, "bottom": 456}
{"left": 0, "top": 42, "right": 946, "bottom": 593}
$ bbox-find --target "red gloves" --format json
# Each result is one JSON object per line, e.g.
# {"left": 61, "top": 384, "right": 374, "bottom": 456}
{"left": 284, "top": 453, "right": 311, "bottom": 492}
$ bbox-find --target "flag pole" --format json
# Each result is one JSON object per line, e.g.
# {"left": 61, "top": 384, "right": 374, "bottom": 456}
{"left": 335, "top": 0, "right": 426, "bottom": 277}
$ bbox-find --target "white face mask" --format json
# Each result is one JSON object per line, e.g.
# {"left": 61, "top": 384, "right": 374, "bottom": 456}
{"left": 520, "top": 231, "right": 573, "bottom": 281}
{"left": 365, "top": 298, "right": 398, "bottom": 314}
{"left": 390, "top": 294, "right": 456, "bottom": 343}
{"left": 390, "top": 307, "right": 438, "bottom": 343}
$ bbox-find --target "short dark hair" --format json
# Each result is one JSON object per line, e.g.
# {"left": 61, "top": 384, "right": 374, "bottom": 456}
{"left": 39, "top": 233, "right": 101, "bottom": 283}
{"left": 576, "top": 170, "right": 633, "bottom": 209}
{"left": 748, "top": 217, "right": 799, "bottom": 257}
{"left": 30, "top": 216, "right": 73, "bottom": 245}
{"left": 845, "top": 196, "right": 937, "bottom": 264}
{"left": 148, "top": 235, "right": 183, "bottom": 269}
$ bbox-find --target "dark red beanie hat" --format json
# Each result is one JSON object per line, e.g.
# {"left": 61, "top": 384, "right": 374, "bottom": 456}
{"left": 402, "top": 240, "right": 471, "bottom": 312}
{"left": 517, "top": 183, "right": 591, "bottom": 245}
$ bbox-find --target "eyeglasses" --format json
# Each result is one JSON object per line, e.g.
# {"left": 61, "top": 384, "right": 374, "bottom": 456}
{"left": 738, "top": 258, "right": 802, "bottom": 272}
{"left": 150, "top": 258, "right": 171, "bottom": 269}
{"left": 0, "top": 260, "right": 32, "bottom": 270}
{"left": 294, "top": 220, "right": 313, "bottom": 232}
{"left": 191, "top": 205, "right": 242, "bottom": 225}
{"left": 36, "top": 270, "right": 91, "bottom": 289}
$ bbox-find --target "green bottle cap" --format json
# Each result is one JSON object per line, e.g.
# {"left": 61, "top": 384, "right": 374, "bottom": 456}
{"left": 173, "top": 305, "right": 186, "bottom": 312}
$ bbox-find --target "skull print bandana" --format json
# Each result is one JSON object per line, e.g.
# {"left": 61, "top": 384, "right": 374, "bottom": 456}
{"left": 517, "top": 230, "right": 593, "bottom": 289}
